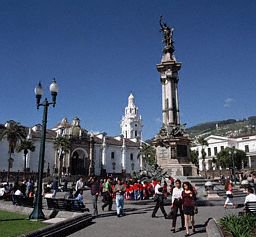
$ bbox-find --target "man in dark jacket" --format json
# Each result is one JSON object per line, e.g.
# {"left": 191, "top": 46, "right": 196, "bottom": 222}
{"left": 88, "top": 176, "right": 100, "bottom": 217}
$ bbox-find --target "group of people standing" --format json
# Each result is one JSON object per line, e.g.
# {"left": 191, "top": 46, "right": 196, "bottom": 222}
{"left": 152, "top": 179, "right": 197, "bottom": 237}
{"left": 86, "top": 176, "right": 126, "bottom": 218}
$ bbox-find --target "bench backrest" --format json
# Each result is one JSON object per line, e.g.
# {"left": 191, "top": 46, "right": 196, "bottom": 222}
{"left": 13, "top": 195, "right": 34, "bottom": 207}
{"left": 45, "top": 198, "right": 85, "bottom": 212}
{"left": 245, "top": 201, "right": 256, "bottom": 213}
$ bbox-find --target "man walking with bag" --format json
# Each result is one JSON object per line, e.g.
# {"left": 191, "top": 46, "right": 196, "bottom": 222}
{"left": 152, "top": 179, "right": 167, "bottom": 218}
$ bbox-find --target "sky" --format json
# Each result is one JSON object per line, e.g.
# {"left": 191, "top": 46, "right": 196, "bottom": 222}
{"left": 0, "top": 0, "right": 256, "bottom": 139}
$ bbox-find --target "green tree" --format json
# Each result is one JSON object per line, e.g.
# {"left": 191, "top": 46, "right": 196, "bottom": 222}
{"left": 54, "top": 136, "right": 71, "bottom": 182}
{"left": 16, "top": 139, "right": 35, "bottom": 178}
{"left": 0, "top": 120, "right": 26, "bottom": 182}
{"left": 197, "top": 137, "right": 209, "bottom": 177}
{"left": 190, "top": 149, "right": 199, "bottom": 167}
{"left": 139, "top": 143, "right": 156, "bottom": 166}
{"left": 216, "top": 147, "right": 247, "bottom": 171}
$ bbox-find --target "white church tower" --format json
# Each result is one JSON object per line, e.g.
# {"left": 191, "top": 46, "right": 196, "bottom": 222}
{"left": 121, "top": 93, "right": 143, "bottom": 139}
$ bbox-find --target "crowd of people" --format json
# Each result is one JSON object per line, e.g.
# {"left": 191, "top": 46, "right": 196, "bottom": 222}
{"left": 71, "top": 175, "right": 198, "bottom": 236}
{"left": 0, "top": 178, "right": 35, "bottom": 204}
{"left": 1, "top": 172, "right": 256, "bottom": 236}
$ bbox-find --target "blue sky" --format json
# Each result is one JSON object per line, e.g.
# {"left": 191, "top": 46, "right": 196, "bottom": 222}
{"left": 0, "top": 0, "right": 256, "bottom": 139}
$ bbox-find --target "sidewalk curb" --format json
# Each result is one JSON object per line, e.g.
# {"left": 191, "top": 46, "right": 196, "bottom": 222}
{"left": 17, "top": 213, "right": 92, "bottom": 237}
{"left": 206, "top": 218, "right": 224, "bottom": 237}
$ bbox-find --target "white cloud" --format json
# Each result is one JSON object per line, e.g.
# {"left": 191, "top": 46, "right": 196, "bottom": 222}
{"left": 154, "top": 117, "right": 162, "bottom": 124}
{"left": 224, "top": 98, "right": 234, "bottom": 108}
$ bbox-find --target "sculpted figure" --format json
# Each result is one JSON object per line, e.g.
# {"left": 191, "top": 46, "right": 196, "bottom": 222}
{"left": 160, "top": 16, "right": 174, "bottom": 48}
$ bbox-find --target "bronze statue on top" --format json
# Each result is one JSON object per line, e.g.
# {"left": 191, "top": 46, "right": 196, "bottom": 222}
{"left": 160, "top": 16, "right": 174, "bottom": 53}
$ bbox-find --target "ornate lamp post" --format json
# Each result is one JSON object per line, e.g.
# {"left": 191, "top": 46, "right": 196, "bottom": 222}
{"left": 29, "top": 79, "right": 59, "bottom": 220}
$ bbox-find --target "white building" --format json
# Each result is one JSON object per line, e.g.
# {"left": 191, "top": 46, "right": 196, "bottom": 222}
{"left": 0, "top": 95, "right": 143, "bottom": 178}
{"left": 121, "top": 93, "right": 143, "bottom": 139}
{"left": 0, "top": 123, "right": 56, "bottom": 175}
{"left": 192, "top": 135, "right": 256, "bottom": 171}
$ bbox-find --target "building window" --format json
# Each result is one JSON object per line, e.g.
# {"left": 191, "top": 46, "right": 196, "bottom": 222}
{"left": 135, "top": 130, "right": 138, "bottom": 137}
{"left": 221, "top": 146, "right": 224, "bottom": 151}
{"left": 214, "top": 147, "right": 217, "bottom": 156}
{"left": 125, "top": 131, "right": 127, "bottom": 138}
{"left": 112, "top": 162, "right": 116, "bottom": 170}
{"left": 130, "top": 153, "right": 133, "bottom": 161}
{"left": 135, "top": 124, "right": 137, "bottom": 127}
{"left": 131, "top": 163, "right": 135, "bottom": 171}
{"left": 245, "top": 145, "right": 249, "bottom": 152}
{"left": 208, "top": 148, "right": 211, "bottom": 157}
{"left": 111, "top": 152, "right": 115, "bottom": 159}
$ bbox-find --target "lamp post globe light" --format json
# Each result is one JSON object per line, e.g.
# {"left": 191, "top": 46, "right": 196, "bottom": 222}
{"left": 29, "top": 79, "right": 59, "bottom": 220}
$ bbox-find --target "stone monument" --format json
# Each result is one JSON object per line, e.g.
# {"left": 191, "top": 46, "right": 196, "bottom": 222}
{"left": 152, "top": 17, "right": 197, "bottom": 177}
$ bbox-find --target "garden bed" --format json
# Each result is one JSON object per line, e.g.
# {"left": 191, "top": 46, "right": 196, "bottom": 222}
{"left": 219, "top": 213, "right": 256, "bottom": 237}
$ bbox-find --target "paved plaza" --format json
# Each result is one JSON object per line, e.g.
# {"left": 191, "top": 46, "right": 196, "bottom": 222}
{"left": 68, "top": 191, "right": 241, "bottom": 237}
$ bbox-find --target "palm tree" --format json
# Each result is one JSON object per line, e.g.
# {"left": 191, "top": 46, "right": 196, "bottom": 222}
{"left": 16, "top": 139, "right": 35, "bottom": 178}
{"left": 54, "top": 136, "right": 71, "bottom": 183}
{"left": 197, "top": 137, "right": 209, "bottom": 177}
{"left": 0, "top": 120, "right": 26, "bottom": 182}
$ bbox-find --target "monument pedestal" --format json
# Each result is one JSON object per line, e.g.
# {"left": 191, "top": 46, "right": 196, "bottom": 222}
{"left": 153, "top": 126, "right": 197, "bottom": 177}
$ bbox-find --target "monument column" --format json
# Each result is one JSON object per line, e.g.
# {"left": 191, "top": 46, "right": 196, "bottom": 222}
{"left": 153, "top": 17, "right": 197, "bottom": 177}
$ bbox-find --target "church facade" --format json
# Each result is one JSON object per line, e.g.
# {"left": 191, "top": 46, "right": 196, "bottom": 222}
{"left": 0, "top": 94, "right": 143, "bottom": 177}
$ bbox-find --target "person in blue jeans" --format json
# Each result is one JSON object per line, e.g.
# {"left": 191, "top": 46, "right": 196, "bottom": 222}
{"left": 114, "top": 179, "right": 126, "bottom": 217}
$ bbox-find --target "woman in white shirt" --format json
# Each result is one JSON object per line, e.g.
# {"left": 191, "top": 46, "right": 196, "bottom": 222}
{"left": 170, "top": 179, "right": 185, "bottom": 233}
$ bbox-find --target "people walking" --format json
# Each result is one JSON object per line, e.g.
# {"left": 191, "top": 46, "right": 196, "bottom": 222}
{"left": 114, "top": 178, "right": 126, "bottom": 217}
{"left": 170, "top": 179, "right": 185, "bottom": 233}
{"left": 88, "top": 176, "right": 100, "bottom": 217}
{"left": 102, "top": 177, "right": 113, "bottom": 211}
{"left": 224, "top": 179, "right": 235, "bottom": 208}
{"left": 75, "top": 176, "right": 84, "bottom": 197}
{"left": 182, "top": 181, "right": 196, "bottom": 236}
{"left": 52, "top": 177, "right": 58, "bottom": 197}
{"left": 152, "top": 179, "right": 167, "bottom": 218}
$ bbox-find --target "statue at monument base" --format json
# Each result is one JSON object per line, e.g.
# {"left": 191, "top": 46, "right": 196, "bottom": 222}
{"left": 153, "top": 125, "right": 197, "bottom": 177}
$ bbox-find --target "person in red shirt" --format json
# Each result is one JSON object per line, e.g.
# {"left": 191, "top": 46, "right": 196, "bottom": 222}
{"left": 152, "top": 178, "right": 157, "bottom": 188}
{"left": 138, "top": 181, "right": 144, "bottom": 200}
{"left": 129, "top": 183, "right": 134, "bottom": 200}
{"left": 182, "top": 181, "right": 196, "bottom": 236}
{"left": 133, "top": 181, "right": 139, "bottom": 200}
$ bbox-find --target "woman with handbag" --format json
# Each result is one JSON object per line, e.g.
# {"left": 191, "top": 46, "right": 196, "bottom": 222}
{"left": 224, "top": 179, "right": 235, "bottom": 208}
{"left": 170, "top": 179, "right": 185, "bottom": 233}
{"left": 182, "top": 181, "right": 196, "bottom": 237}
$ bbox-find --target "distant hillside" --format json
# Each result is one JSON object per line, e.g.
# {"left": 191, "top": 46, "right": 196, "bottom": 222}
{"left": 187, "top": 116, "right": 256, "bottom": 138}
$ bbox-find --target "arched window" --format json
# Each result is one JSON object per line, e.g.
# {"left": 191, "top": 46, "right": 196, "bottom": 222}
{"left": 130, "top": 153, "right": 133, "bottom": 161}
{"left": 131, "top": 163, "right": 135, "bottom": 171}
{"left": 111, "top": 152, "right": 115, "bottom": 159}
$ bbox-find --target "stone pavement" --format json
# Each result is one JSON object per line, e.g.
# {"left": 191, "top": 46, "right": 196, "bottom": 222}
{"left": 68, "top": 191, "right": 242, "bottom": 237}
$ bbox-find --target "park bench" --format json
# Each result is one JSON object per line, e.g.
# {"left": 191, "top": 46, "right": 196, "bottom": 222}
{"left": 245, "top": 201, "right": 256, "bottom": 214}
{"left": 239, "top": 201, "right": 256, "bottom": 216}
{"left": 13, "top": 195, "right": 34, "bottom": 207}
{"left": 45, "top": 198, "right": 89, "bottom": 212}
